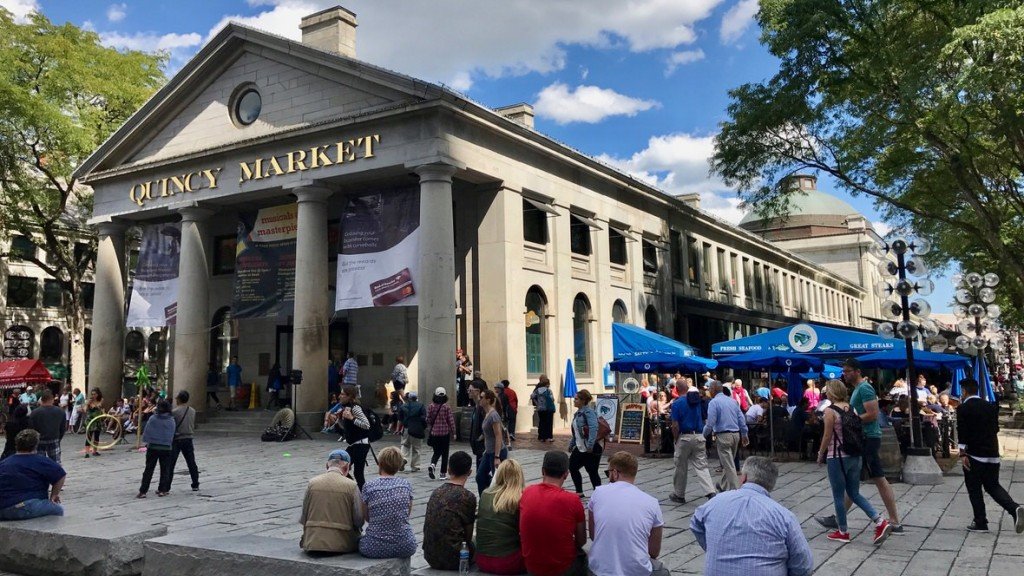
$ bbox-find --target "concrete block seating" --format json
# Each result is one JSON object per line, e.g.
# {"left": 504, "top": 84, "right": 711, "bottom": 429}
{"left": 411, "top": 567, "right": 480, "bottom": 575}
{"left": 0, "top": 516, "right": 167, "bottom": 576}
{"left": 143, "top": 532, "right": 410, "bottom": 576}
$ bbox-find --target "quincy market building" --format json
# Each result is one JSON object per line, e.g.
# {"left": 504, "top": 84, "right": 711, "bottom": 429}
{"left": 74, "top": 7, "right": 883, "bottom": 429}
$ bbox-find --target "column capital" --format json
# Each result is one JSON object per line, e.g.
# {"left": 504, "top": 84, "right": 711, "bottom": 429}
{"left": 93, "top": 219, "right": 128, "bottom": 237}
{"left": 178, "top": 204, "right": 216, "bottom": 223}
{"left": 291, "top": 184, "right": 334, "bottom": 204}
{"left": 411, "top": 162, "right": 461, "bottom": 183}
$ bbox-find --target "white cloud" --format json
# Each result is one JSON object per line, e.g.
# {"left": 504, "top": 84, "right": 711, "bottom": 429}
{"left": 534, "top": 83, "right": 659, "bottom": 124}
{"left": 0, "top": 0, "right": 39, "bottom": 22}
{"left": 665, "top": 49, "right": 705, "bottom": 75}
{"left": 872, "top": 221, "right": 892, "bottom": 237}
{"left": 106, "top": 3, "right": 127, "bottom": 23}
{"left": 720, "top": 0, "right": 759, "bottom": 44}
{"left": 100, "top": 31, "right": 203, "bottom": 52}
{"left": 205, "top": 0, "right": 725, "bottom": 90}
{"left": 596, "top": 132, "right": 748, "bottom": 223}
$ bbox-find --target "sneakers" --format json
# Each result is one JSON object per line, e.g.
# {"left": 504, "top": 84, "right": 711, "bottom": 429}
{"left": 966, "top": 521, "right": 989, "bottom": 532}
{"left": 873, "top": 519, "right": 892, "bottom": 545}
{"left": 428, "top": 464, "right": 436, "bottom": 480}
{"left": 890, "top": 523, "right": 904, "bottom": 535}
{"left": 1016, "top": 505, "right": 1024, "bottom": 534}
{"left": 669, "top": 494, "right": 686, "bottom": 504}
{"left": 815, "top": 514, "right": 839, "bottom": 529}
{"left": 826, "top": 530, "right": 850, "bottom": 543}
{"left": 439, "top": 473, "right": 449, "bottom": 481}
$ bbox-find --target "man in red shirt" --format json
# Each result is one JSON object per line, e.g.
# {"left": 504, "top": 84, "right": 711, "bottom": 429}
{"left": 520, "top": 451, "right": 587, "bottom": 576}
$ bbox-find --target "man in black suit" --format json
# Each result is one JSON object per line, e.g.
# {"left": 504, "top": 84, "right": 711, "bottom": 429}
{"left": 956, "top": 378, "right": 1024, "bottom": 533}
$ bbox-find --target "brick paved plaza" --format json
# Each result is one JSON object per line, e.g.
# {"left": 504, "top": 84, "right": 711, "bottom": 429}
{"left": 16, "top": 427, "right": 1024, "bottom": 576}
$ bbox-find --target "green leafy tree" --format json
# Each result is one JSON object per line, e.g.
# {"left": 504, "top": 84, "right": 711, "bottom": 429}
{"left": 712, "top": 0, "right": 1024, "bottom": 327}
{"left": 0, "top": 9, "right": 165, "bottom": 388}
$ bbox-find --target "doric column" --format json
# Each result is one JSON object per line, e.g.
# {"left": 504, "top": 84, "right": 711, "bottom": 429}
{"left": 172, "top": 206, "right": 214, "bottom": 412}
{"left": 87, "top": 221, "right": 127, "bottom": 405}
{"left": 415, "top": 164, "right": 459, "bottom": 400}
{"left": 291, "top": 185, "right": 333, "bottom": 414}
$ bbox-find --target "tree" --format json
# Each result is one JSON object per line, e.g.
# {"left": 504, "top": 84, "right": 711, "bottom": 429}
{"left": 0, "top": 9, "right": 165, "bottom": 389}
{"left": 712, "top": 0, "right": 1024, "bottom": 327}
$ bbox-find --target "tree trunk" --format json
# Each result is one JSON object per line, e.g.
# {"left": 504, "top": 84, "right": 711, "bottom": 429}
{"left": 64, "top": 288, "right": 89, "bottom": 393}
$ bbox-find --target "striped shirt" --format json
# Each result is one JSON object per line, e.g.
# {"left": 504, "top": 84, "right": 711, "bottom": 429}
{"left": 691, "top": 483, "right": 813, "bottom": 576}
{"left": 342, "top": 358, "right": 359, "bottom": 385}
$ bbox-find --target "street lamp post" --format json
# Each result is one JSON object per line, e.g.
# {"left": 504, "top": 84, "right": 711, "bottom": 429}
{"left": 872, "top": 236, "right": 943, "bottom": 484}
{"left": 953, "top": 272, "right": 1005, "bottom": 398}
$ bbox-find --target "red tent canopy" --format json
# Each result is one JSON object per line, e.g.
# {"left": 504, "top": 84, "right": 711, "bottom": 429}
{"left": 0, "top": 359, "right": 52, "bottom": 390}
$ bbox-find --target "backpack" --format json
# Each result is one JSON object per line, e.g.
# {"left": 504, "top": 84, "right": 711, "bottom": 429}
{"left": 404, "top": 404, "right": 427, "bottom": 439}
{"left": 829, "top": 405, "right": 864, "bottom": 456}
{"left": 366, "top": 408, "right": 385, "bottom": 442}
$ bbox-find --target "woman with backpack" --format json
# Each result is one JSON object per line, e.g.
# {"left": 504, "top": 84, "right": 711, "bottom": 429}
{"left": 426, "top": 387, "right": 456, "bottom": 480}
{"left": 817, "top": 379, "right": 892, "bottom": 545}
{"left": 338, "top": 385, "right": 372, "bottom": 489}
{"left": 530, "top": 376, "right": 556, "bottom": 442}
{"left": 568, "top": 389, "right": 602, "bottom": 498}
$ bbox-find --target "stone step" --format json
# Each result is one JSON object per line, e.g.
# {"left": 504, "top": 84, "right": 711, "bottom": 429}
{"left": 143, "top": 532, "right": 409, "bottom": 576}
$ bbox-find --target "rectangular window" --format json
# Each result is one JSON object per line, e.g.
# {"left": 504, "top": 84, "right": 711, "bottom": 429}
{"left": 82, "top": 282, "right": 95, "bottom": 310}
{"left": 569, "top": 215, "right": 592, "bottom": 256}
{"left": 43, "top": 280, "right": 63, "bottom": 308}
{"left": 74, "top": 242, "right": 91, "bottom": 266}
{"left": 609, "top": 228, "right": 628, "bottom": 265}
{"left": 642, "top": 240, "right": 658, "bottom": 273}
{"left": 717, "top": 249, "right": 728, "bottom": 292}
{"left": 523, "top": 198, "right": 552, "bottom": 244}
{"left": 5, "top": 276, "right": 38, "bottom": 308}
{"left": 10, "top": 236, "right": 35, "bottom": 261}
{"left": 702, "top": 243, "right": 713, "bottom": 287}
{"left": 213, "top": 235, "right": 237, "bottom": 275}
{"left": 753, "top": 263, "right": 764, "bottom": 300}
{"left": 687, "top": 237, "right": 700, "bottom": 286}
{"left": 670, "top": 230, "right": 682, "bottom": 280}
{"left": 743, "top": 258, "right": 753, "bottom": 296}
{"left": 730, "top": 254, "right": 739, "bottom": 292}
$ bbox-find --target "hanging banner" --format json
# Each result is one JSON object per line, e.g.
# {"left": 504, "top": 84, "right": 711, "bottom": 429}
{"left": 126, "top": 223, "right": 181, "bottom": 327}
{"left": 335, "top": 187, "right": 420, "bottom": 310}
{"left": 232, "top": 204, "right": 297, "bottom": 318}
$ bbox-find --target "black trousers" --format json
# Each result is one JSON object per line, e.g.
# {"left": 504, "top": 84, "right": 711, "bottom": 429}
{"left": 171, "top": 437, "right": 200, "bottom": 489}
{"left": 206, "top": 391, "right": 221, "bottom": 405}
{"left": 139, "top": 448, "right": 174, "bottom": 494}
{"left": 537, "top": 410, "right": 554, "bottom": 440}
{"left": 429, "top": 435, "right": 451, "bottom": 474}
{"left": 964, "top": 458, "right": 1020, "bottom": 527}
{"left": 569, "top": 445, "right": 602, "bottom": 494}
{"left": 347, "top": 443, "right": 371, "bottom": 489}
{"left": 506, "top": 410, "right": 517, "bottom": 439}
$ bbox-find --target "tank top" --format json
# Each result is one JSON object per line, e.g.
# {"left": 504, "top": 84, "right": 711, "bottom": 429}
{"left": 827, "top": 405, "right": 849, "bottom": 459}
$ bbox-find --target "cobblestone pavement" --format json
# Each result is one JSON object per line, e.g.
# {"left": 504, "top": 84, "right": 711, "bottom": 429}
{"left": 26, "top": 428, "right": 1024, "bottom": 575}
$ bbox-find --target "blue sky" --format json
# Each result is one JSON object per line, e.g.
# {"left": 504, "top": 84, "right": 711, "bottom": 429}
{"left": 2, "top": 0, "right": 956, "bottom": 310}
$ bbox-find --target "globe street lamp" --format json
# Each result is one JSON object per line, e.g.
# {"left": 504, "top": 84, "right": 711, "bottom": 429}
{"left": 953, "top": 272, "right": 1005, "bottom": 397}
{"left": 872, "top": 236, "right": 943, "bottom": 484}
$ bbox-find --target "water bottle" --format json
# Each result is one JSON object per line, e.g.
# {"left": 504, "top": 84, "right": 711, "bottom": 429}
{"left": 459, "top": 541, "right": 470, "bottom": 574}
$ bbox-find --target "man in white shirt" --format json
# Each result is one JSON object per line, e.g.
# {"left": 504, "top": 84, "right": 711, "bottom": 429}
{"left": 745, "top": 397, "right": 766, "bottom": 425}
{"left": 587, "top": 451, "right": 669, "bottom": 576}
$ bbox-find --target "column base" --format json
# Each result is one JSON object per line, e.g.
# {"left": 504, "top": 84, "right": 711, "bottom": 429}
{"left": 902, "top": 453, "right": 944, "bottom": 485}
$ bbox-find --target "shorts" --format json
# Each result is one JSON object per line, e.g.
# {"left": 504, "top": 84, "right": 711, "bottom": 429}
{"left": 862, "top": 436, "right": 885, "bottom": 479}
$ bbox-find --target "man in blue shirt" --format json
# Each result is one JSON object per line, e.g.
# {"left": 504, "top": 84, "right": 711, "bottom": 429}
{"left": 669, "top": 381, "right": 716, "bottom": 504}
{"left": 704, "top": 381, "right": 749, "bottom": 492}
{"left": 691, "top": 456, "right": 813, "bottom": 576}
{"left": 0, "top": 429, "right": 66, "bottom": 521}
{"left": 225, "top": 356, "right": 242, "bottom": 411}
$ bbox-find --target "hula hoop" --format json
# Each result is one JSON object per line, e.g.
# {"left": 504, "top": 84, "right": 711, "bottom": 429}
{"left": 85, "top": 414, "right": 124, "bottom": 450}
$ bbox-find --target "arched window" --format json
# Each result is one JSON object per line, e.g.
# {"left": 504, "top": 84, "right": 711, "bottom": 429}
{"left": 645, "top": 305, "right": 659, "bottom": 333}
{"left": 2, "top": 325, "right": 34, "bottom": 359}
{"left": 612, "top": 300, "right": 628, "bottom": 324}
{"left": 124, "top": 330, "right": 145, "bottom": 362}
{"left": 148, "top": 332, "right": 165, "bottom": 366}
{"left": 573, "top": 295, "right": 592, "bottom": 375}
{"left": 525, "top": 287, "right": 547, "bottom": 375}
{"left": 210, "top": 307, "right": 238, "bottom": 372}
{"left": 40, "top": 327, "right": 64, "bottom": 361}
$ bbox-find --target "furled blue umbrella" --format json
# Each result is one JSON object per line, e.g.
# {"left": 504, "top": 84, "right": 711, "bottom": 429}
{"left": 563, "top": 358, "right": 578, "bottom": 399}
{"left": 974, "top": 355, "right": 996, "bottom": 402}
{"left": 950, "top": 366, "right": 966, "bottom": 398}
{"left": 609, "top": 352, "right": 718, "bottom": 373}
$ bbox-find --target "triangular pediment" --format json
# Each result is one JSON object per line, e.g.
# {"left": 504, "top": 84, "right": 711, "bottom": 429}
{"left": 76, "top": 24, "right": 443, "bottom": 179}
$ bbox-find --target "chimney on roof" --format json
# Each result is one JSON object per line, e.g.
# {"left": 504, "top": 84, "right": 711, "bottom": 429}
{"left": 495, "top": 103, "right": 535, "bottom": 130}
{"left": 300, "top": 6, "right": 357, "bottom": 58}
{"left": 679, "top": 193, "right": 701, "bottom": 210}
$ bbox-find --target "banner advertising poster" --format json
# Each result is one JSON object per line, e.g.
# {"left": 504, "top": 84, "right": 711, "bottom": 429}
{"left": 232, "top": 204, "right": 297, "bottom": 318}
{"left": 596, "top": 394, "right": 619, "bottom": 442}
{"left": 126, "top": 223, "right": 181, "bottom": 327}
{"left": 335, "top": 187, "right": 420, "bottom": 310}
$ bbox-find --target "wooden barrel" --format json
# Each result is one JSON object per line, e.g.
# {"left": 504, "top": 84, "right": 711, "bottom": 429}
{"left": 878, "top": 426, "right": 903, "bottom": 482}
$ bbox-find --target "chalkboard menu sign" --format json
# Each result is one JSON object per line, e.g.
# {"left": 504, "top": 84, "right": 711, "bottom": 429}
{"left": 618, "top": 402, "right": 646, "bottom": 444}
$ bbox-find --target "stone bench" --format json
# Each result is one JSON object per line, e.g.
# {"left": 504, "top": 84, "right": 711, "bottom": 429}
{"left": 411, "top": 567, "right": 480, "bottom": 575}
{"left": 0, "top": 516, "right": 167, "bottom": 576}
{"left": 143, "top": 532, "right": 410, "bottom": 576}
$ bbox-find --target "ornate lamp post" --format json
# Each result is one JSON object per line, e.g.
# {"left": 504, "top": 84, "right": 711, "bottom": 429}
{"left": 953, "top": 272, "right": 1005, "bottom": 397}
{"left": 872, "top": 236, "right": 943, "bottom": 484}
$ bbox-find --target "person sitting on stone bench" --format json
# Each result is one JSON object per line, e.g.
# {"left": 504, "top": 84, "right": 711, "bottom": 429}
{"left": 300, "top": 449, "right": 363, "bottom": 555}
{"left": 0, "top": 429, "right": 66, "bottom": 520}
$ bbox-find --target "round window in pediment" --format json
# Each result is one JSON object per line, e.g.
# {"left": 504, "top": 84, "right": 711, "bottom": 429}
{"left": 230, "top": 84, "right": 262, "bottom": 126}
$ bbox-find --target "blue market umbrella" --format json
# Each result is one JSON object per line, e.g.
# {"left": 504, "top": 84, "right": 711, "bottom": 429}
{"left": 564, "top": 358, "right": 578, "bottom": 399}
{"left": 717, "top": 351, "right": 823, "bottom": 407}
{"left": 856, "top": 349, "right": 971, "bottom": 371}
{"left": 950, "top": 367, "right": 966, "bottom": 398}
{"left": 800, "top": 364, "right": 843, "bottom": 380}
{"left": 974, "top": 355, "right": 996, "bottom": 402}
{"left": 609, "top": 352, "right": 718, "bottom": 373}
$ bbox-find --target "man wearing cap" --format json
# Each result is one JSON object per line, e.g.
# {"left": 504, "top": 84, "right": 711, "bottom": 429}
{"left": 399, "top": 391, "right": 427, "bottom": 472}
{"left": 300, "top": 449, "right": 363, "bottom": 554}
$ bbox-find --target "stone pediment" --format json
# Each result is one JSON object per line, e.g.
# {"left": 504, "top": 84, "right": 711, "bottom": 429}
{"left": 76, "top": 23, "right": 442, "bottom": 180}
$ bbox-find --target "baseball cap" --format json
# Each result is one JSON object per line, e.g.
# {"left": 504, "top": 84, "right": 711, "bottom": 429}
{"left": 494, "top": 381, "right": 505, "bottom": 388}
{"left": 434, "top": 387, "right": 447, "bottom": 397}
{"left": 406, "top": 391, "right": 418, "bottom": 399}
{"left": 327, "top": 449, "right": 351, "bottom": 463}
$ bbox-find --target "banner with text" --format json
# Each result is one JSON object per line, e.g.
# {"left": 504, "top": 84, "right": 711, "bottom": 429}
{"left": 233, "top": 203, "right": 297, "bottom": 318}
{"left": 335, "top": 187, "right": 420, "bottom": 310}
{"left": 126, "top": 223, "right": 181, "bottom": 327}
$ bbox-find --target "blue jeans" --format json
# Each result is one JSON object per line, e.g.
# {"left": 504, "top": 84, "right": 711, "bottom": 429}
{"left": 476, "top": 448, "right": 508, "bottom": 495}
{"left": 827, "top": 456, "right": 877, "bottom": 531}
{"left": 0, "top": 498, "right": 64, "bottom": 521}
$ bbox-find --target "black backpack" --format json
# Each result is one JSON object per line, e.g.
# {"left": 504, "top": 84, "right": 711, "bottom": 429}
{"left": 366, "top": 408, "right": 384, "bottom": 442}
{"left": 404, "top": 404, "right": 427, "bottom": 439}
{"left": 829, "top": 405, "right": 864, "bottom": 456}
